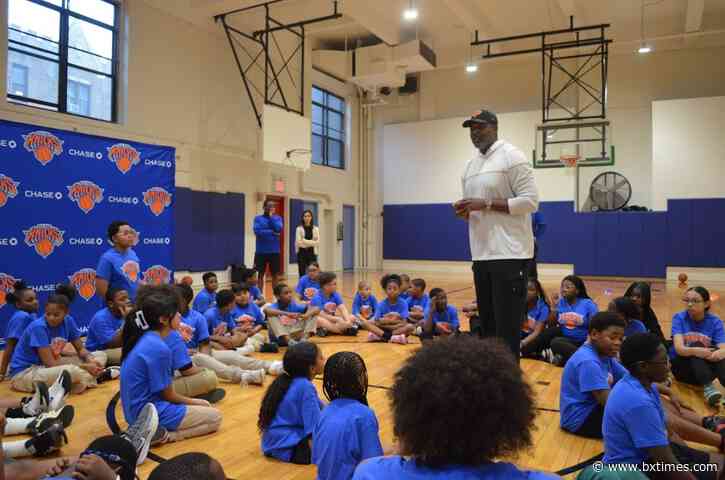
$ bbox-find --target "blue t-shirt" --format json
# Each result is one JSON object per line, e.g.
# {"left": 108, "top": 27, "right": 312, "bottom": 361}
{"left": 192, "top": 289, "right": 217, "bottom": 314}
{"left": 399, "top": 292, "right": 411, "bottom": 303}
{"left": 311, "top": 291, "right": 344, "bottom": 315}
{"left": 9, "top": 316, "right": 81, "bottom": 377}
{"left": 204, "top": 306, "right": 236, "bottom": 333}
{"left": 430, "top": 305, "right": 460, "bottom": 330}
{"left": 670, "top": 311, "right": 725, "bottom": 358}
{"left": 560, "top": 343, "right": 627, "bottom": 432}
{"left": 352, "top": 293, "right": 378, "bottom": 320}
{"left": 232, "top": 302, "right": 266, "bottom": 327}
{"left": 85, "top": 307, "right": 124, "bottom": 351}
{"left": 254, "top": 214, "right": 283, "bottom": 254}
{"left": 624, "top": 319, "right": 647, "bottom": 338}
{"left": 179, "top": 309, "right": 210, "bottom": 349}
{"left": 96, "top": 248, "right": 141, "bottom": 300}
{"left": 556, "top": 298, "right": 598, "bottom": 343}
{"left": 261, "top": 377, "right": 322, "bottom": 462}
{"left": 313, "top": 398, "right": 383, "bottom": 480}
{"left": 270, "top": 300, "right": 308, "bottom": 315}
{"left": 374, "top": 298, "right": 409, "bottom": 321}
{"left": 6, "top": 310, "right": 37, "bottom": 341}
{"left": 407, "top": 294, "right": 430, "bottom": 316}
{"left": 296, "top": 275, "right": 321, "bottom": 302}
{"left": 522, "top": 300, "right": 550, "bottom": 337}
{"left": 352, "top": 457, "right": 559, "bottom": 480}
{"left": 164, "top": 331, "right": 193, "bottom": 371}
{"left": 603, "top": 374, "right": 667, "bottom": 465}
{"left": 120, "top": 332, "right": 186, "bottom": 430}
{"left": 249, "top": 285, "right": 263, "bottom": 302}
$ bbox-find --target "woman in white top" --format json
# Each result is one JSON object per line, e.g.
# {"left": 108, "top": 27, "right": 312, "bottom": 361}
{"left": 295, "top": 210, "right": 320, "bottom": 277}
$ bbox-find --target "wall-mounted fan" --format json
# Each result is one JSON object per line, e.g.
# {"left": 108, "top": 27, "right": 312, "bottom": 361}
{"left": 589, "top": 171, "right": 632, "bottom": 211}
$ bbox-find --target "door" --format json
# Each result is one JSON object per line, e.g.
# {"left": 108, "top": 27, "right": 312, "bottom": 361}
{"left": 265, "top": 195, "right": 285, "bottom": 275}
{"left": 343, "top": 205, "right": 355, "bottom": 271}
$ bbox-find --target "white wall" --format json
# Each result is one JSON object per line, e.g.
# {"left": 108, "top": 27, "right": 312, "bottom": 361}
{"left": 0, "top": 0, "right": 362, "bottom": 280}
{"left": 652, "top": 96, "right": 725, "bottom": 211}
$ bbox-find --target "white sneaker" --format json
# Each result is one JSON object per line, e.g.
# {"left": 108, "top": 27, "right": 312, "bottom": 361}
{"left": 122, "top": 403, "right": 158, "bottom": 465}
{"left": 236, "top": 345, "right": 255, "bottom": 356}
{"left": 48, "top": 370, "right": 71, "bottom": 412}
{"left": 414, "top": 326, "right": 422, "bottom": 336}
{"left": 268, "top": 361, "right": 284, "bottom": 376}
{"left": 240, "top": 369, "right": 266, "bottom": 386}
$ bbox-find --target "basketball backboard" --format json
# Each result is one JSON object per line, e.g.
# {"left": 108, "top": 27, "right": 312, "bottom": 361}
{"left": 261, "top": 104, "right": 312, "bottom": 171}
{"left": 533, "top": 120, "right": 614, "bottom": 168}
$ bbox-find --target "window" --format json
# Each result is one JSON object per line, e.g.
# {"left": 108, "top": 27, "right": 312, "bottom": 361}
{"left": 8, "top": 63, "right": 29, "bottom": 96}
{"left": 312, "top": 86, "right": 346, "bottom": 169}
{"left": 7, "top": 0, "right": 119, "bottom": 121}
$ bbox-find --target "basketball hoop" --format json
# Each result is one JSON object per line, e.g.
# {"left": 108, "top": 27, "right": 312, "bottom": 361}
{"left": 285, "top": 149, "right": 312, "bottom": 171}
{"left": 560, "top": 154, "right": 580, "bottom": 168}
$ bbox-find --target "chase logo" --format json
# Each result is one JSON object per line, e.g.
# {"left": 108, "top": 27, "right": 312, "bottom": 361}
{"left": 107, "top": 195, "right": 139, "bottom": 205}
{"left": 22, "top": 131, "right": 63, "bottom": 165}
{"left": 24, "top": 190, "right": 63, "bottom": 201}
{"left": 0, "top": 139, "right": 18, "bottom": 150}
{"left": 0, "top": 272, "right": 19, "bottom": 309}
{"left": 23, "top": 223, "right": 64, "bottom": 258}
{"left": 143, "top": 237, "right": 171, "bottom": 245}
{"left": 68, "top": 237, "right": 104, "bottom": 246}
{"left": 67, "top": 181, "right": 104, "bottom": 214}
{"left": 107, "top": 143, "right": 140, "bottom": 174}
{"left": 0, "top": 237, "right": 19, "bottom": 247}
{"left": 0, "top": 174, "right": 19, "bottom": 207}
{"left": 68, "top": 148, "right": 103, "bottom": 160}
{"left": 145, "top": 158, "right": 173, "bottom": 168}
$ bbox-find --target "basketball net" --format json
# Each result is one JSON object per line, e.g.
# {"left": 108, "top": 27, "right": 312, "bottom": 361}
{"left": 560, "top": 154, "right": 580, "bottom": 168}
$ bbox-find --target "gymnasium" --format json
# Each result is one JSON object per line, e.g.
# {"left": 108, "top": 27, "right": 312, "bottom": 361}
{"left": 1, "top": 0, "right": 725, "bottom": 478}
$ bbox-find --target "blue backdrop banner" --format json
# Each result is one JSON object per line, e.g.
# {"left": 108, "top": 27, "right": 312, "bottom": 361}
{"left": 0, "top": 119, "right": 175, "bottom": 345}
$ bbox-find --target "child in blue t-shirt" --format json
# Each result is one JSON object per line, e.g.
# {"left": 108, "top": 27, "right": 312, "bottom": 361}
{"left": 241, "top": 268, "right": 266, "bottom": 308}
{"left": 601, "top": 333, "right": 724, "bottom": 478}
{"left": 560, "top": 312, "right": 628, "bottom": 438}
{"left": 360, "top": 274, "right": 414, "bottom": 345}
{"left": 120, "top": 284, "right": 222, "bottom": 443}
{"left": 352, "top": 281, "right": 378, "bottom": 324}
{"left": 608, "top": 297, "right": 647, "bottom": 338}
{"left": 9, "top": 290, "right": 106, "bottom": 394}
{"left": 406, "top": 278, "right": 430, "bottom": 326}
{"left": 85, "top": 288, "right": 131, "bottom": 366}
{"left": 520, "top": 279, "right": 551, "bottom": 351}
{"left": 192, "top": 272, "right": 218, "bottom": 313}
{"left": 0, "top": 281, "right": 39, "bottom": 379}
{"left": 313, "top": 351, "right": 383, "bottom": 480}
{"left": 265, "top": 284, "right": 320, "bottom": 347}
{"left": 312, "top": 272, "right": 357, "bottom": 337}
{"left": 204, "top": 290, "right": 239, "bottom": 346}
{"left": 352, "top": 335, "right": 559, "bottom": 480}
{"left": 295, "top": 262, "right": 321, "bottom": 303}
{"left": 96, "top": 221, "right": 141, "bottom": 301}
{"left": 259, "top": 342, "right": 325, "bottom": 464}
{"left": 670, "top": 286, "right": 725, "bottom": 407}
{"left": 422, "top": 288, "right": 459, "bottom": 338}
{"left": 398, "top": 274, "right": 412, "bottom": 303}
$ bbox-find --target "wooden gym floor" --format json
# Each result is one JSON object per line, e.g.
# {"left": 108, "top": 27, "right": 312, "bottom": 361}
{"left": 1, "top": 271, "right": 723, "bottom": 479}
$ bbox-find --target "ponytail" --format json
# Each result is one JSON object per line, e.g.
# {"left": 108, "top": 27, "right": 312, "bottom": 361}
{"left": 258, "top": 342, "right": 319, "bottom": 432}
{"left": 54, "top": 283, "right": 77, "bottom": 303}
{"left": 121, "top": 286, "right": 179, "bottom": 361}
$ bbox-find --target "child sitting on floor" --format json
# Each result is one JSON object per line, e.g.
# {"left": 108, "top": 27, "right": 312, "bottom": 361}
{"left": 265, "top": 284, "right": 319, "bottom": 347}
{"left": 406, "top": 278, "right": 430, "bottom": 326}
{"left": 85, "top": 288, "right": 131, "bottom": 367}
{"left": 422, "top": 288, "right": 459, "bottom": 338}
{"left": 241, "top": 268, "right": 266, "bottom": 308}
{"left": 192, "top": 272, "right": 218, "bottom": 314}
{"left": 520, "top": 279, "right": 551, "bottom": 352}
{"left": 352, "top": 281, "right": 378, "bottom": 325}
{"left": 0, "top": 281, "right": 39, "bottom": 380}
{"left": 359, "top": 274, "right": 414, "bottom": 345}
{"left": 311, "top": 272, "right": 357, "bottom": 337}
{"left": 398, "top": 274, "right": 412, "bottom": 303}
{"left": 296, "top": 262, "right": 321, "bottom": 303}
{"left": 259, "top": 342, "right": 325, "bottom": 464}
{"left": 608, "top": 296, "right": 647, "bottom": 338}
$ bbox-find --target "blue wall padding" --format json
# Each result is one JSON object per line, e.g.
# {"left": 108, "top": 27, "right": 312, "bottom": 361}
{"left": 174, "top": 188, "right": 244, "bottom": 272}
{"left": 383, "top": 199, "right": 725, "bottom": 277}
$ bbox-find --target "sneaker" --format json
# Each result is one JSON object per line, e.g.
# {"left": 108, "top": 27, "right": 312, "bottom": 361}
{"left": 236, "top": 345, "right": 255, "bottom": 355}
{"left": 551, "top": 354, "right": 565, "bottom": 367}
{"left": 342, "top": 326, "right": 359, "bottom": 336}
{"left": 21, "top": 381, "right": 50, "bottom": 416}
{"left": 195, "top": 388, "right": 226, "bottom": 404}
{"left": 414, "top": 326, "right": 423, "bottom": 337}
{"left": 704, "top": 384, "right": 723, "bottom": 407}
{"left": 151, "top": 426, "right": 169, "bottom": 446}
{"left": 703, "top": 415, "right": 725, "bottom": 433}
{"left": 268, "top": 361, "right": 284, "bottom": 376}
{"left": 367, "top": 332, "right": 382, "bottom": 342}
{"left": 97, "top": 366, "right": 120, "bottom": 384}
{"left": 390, "top": 334, "right": 408, "bottom": 345}
{"left": 121, "top": 403, "right": 158, "bottom": 465}
{"left": 28, "top": 405, "right": 75, "bottom": 436}
{"left": 260, "top": 342, "right": 279, "bottom": 353}
{"left": 541, "top": 348, "right": 553, "bottom": 363}
{"left": 25, "top": 422, "right": 68, "bottom": 457}
{"left": 241, "top": 369, "right": 266, "bottom": 386}
{"left": 48, "top": 370, "right": 72, "bottom": 412}
{"left": 316, "top": 327, "right": 328, "bottom": 338}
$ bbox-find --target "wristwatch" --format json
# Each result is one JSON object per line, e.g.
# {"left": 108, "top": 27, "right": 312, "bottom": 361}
{"left": 485, "top": 199, "right": 493, "bottom": 211}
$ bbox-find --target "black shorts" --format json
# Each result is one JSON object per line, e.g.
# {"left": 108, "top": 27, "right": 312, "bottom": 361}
{"left": 644, "top": 442, "right": 716, "bottom": 480}
{"left": 255, "top": 253, "right": 281, "bottom": 275}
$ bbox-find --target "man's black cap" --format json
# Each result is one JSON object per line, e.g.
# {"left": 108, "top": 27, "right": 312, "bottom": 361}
{"left": 462, "top": 109, "right": 498, "bottom": 128}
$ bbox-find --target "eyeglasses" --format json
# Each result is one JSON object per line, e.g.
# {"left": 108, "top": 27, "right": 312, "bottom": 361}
{"left": 682, "top": 299, "right": 704, "bottom": 305}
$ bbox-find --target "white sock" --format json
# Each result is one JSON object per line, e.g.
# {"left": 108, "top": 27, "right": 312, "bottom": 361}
{"left": 2, "top": 439, "right": 32, "bottom": 458}
{"left": 4, "top": 417, "right": 34, "bottom": 435}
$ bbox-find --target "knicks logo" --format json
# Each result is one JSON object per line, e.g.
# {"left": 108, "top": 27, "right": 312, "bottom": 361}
{"left": 22, "top": 131, "right": 64, "bottom": 165}
{"left": 67, "top": 181, "right": 104, "bottom": 214}
{"left": 69, "top": 268, "right": 97, "bottom": 301}
{"left": 107, "top": 143, "right": 140, "bottom": 174}
{"left": 0, "top": 272, "right": 19, "bottom": 309}
{"left": 122, "top": 261, "right": 140, "bottom": 283}
{"left": 142, "top": 265, "right": 170, "bottom": 286}
{"left": 142, "top": 187, "right": 172, "bottom": 216}
{"left": 0, "top": 174, "right": 19, "bottom": 207}
{"left": 23, "top": 223, "right": 64, "bottom": 258}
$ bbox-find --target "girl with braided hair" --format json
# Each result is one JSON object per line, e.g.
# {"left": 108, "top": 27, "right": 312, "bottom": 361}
{"left": 313, "top": 352, "right": 383, "bottom": 480}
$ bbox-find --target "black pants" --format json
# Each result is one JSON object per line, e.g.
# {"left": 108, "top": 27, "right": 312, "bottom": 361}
{"left": 645, "top": 442, "right": 717, "bottom": 480}
{"left": 472, "top": 259, "right": 528, "bottom": 361}
{"left": 572, "top": 404, "right": 605, "bottom": 439}
{"left": 291, "top": 436, "right": 312, "bottom": 465}
{"left": 551, "top": 336, "right": 583, "bottom": 364}
{"left": 297, "top": 248, "right": 317, "bottom": 278}
{"left": 671, "top": 349, "right": 725, "bottom": 386}
{"left": 521, "top": 325, "right": 563, "bottom": 358}
{"left": 528, "top": 241, "right": 539, "bottom": 279}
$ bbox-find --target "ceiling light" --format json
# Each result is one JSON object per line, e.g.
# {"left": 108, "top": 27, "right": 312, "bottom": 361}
{"left": 465, "top": 63, "right": 478, "bottom": 73}
{"left": 403, "top": 8, "right": 418, "bottom": 21}
{"left": 638, "top": 44, "right": 652, "bottom": 54}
